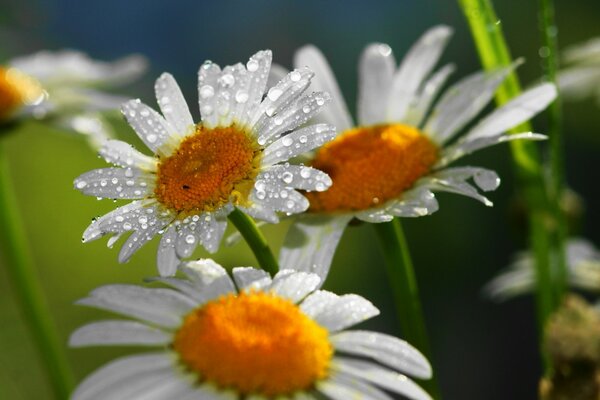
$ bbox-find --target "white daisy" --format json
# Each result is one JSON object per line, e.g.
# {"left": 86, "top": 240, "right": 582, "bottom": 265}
{"left": 70, "top": 260, "right": 432, "bottom": 400}
{"left": 485, "top": 238, "right": 600, "bottom": 301}
{"left": 74, "top": 50, "right": 336, "bottom": 276}
{"left": 1, "top": 50, "right": 146, "bottom": 122}
{"left": 558, "top": 37, "right": 600, "bottom": 106}
{"left": 278, "top": 25, "right": 556, "bottom": 282}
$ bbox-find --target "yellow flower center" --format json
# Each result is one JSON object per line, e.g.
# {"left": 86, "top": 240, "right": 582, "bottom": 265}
{"left": 173, "top": 291, "right": 333, "bottom": 397}
{"left": 0, "top": 67, "right": 44, "bottom": 121}
{"left": 307, "top": 123, "right": 439, "bottom": 213}
{"left": 155, "top": 124, "right": 261, "bottom": 214}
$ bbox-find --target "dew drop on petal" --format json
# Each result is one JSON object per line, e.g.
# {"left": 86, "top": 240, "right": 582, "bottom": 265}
{"left": 247, "top": 59, "right": 259, "bottom": 72}
{"left": 199, "top": 85, "right": 215, "bottom": 99}
{"left": 300, "top": 167, "right": 311, "bottom": 179}
{"left": 286, "top": 200, "right": 295, "bottom": 209}
{"left": 267, "top": 87, "right": 283, "bottom": 101}
{"left": 474, "top": 170, "right": 500, "bottom": 191}
{"left": 76, "top": 181, "right": 87, "bottom": 189}
{"left": 289, "top": 70, "right": 302, "bottom": 82}
{"left": 282, "top": 137, "right": 293, "bottom": 146}
{"left": 146, "top": 134, "right": 158, "bottom": 143}
{"left": 185, "top": 234, "right": 196, "bottom": 244}
{"left": 256, "top": 190, "right": 266, "bottom": 200}
{"left": 235, "top": 90, "right": 249, "bottom": 103}
{"left": 282, "top": 171, "right": 293, "bottom": 184}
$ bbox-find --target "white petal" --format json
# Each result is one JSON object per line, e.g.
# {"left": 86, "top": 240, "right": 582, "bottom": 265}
{"left": 237, "top": 203, "right": 279, "bottom": 224}
{"left": 387, "top": 188, "right": 439, "bottom": 218}
{"left": 232, "top": 267, "right": 272, "bottom": 291}
{"left": 280, "top": 215, "right": 351, "bottom": 286}
{"left": 358, "top": 43, "right": 396, "bottom": 126}
{"left": 155, "top": 73, "right": 195, "bottom": 135}
{"left": 464, "top": 83, "right": 557, "bottom": 141}
{"left": 213, "top": 62, "right": 248, "bottom": 127}
{"left": 250, "top": 67, "right": 314, "bottom": 130}
{"left": 240, "top": 50, "right": 273, "bottom": 121}
{"left": 180, "top": 259, "right": 236, "bottom": 303}
{"left": 74, "top": 167, "right": 154, "bottom": 200}
{"left": 197, "top": 213, "right": 228, "bottom": 254}
{"left": 157, "top": 225, "right": 179, "bottom": 277}
{"left": 256, "top": 91, "right": 332, "bottom": 147}
{"left": 436, "top": 132, "right": 547, "bottom": 167}
{"left": 317, "top": 372, "right": 394, "bottom": 400}
{"left": 331, "top": 330, "right": 432, "bottom": 379}
{"left": 294, "top": 45, "right": 353, "bottom": 130}
{"left": 118, "top": 216, "right": 172, "bottom": 264}
{"left": 269, "top": 270, "right": 321, "bottom": 303}
{"left": 387, "top": 26, "right": 453, "bottom": 122}
{"left": 197, "top": 60, "right": 222, "bottom": 127}
{"left": 262, "top": 123, "right": 338, "bottom": 166}
{"left": 71, "top": 353, "right": 172, "bottom": 400}
{"left": 416, "top": 168, "right": 500, "bottom": 207}
{"left": 175, "top": 220, "right": 201, "bottom": 258}
{"left": 267, "top": 63, "right": 289, "bottom": 90}
{"left": 484, "top": 268, "right": 534, "bottom": 302}
{"left": 76, "top": 284, "right": 196, "bottom": 328}
{"left": 69, "top": 320, "right": 170, "bottom": 347}
{"left": 99, "top": 139, "right": 157, "bottom": 171}
{"left": 425, "top": 62, "right": 519, "bottom": 144}
{"left": 333, "top": 358, "right": 431, "bottom": 400}
{"left": 302, "top": 291, "right": 380, "bottom": 332}
{"left": 355, "top": 207, "right": 395, "bottom": 223}
{"left": 404, "top": 63, "right": 455, "bottom": 127}
{"left": 257, "top": 164, "right": 332, "bottom": 193}
{"left": 251, "top": 186, "right": 309, "bottom": 215}
{"left": 122, "top": 99, "right": 176, "bottom": 156}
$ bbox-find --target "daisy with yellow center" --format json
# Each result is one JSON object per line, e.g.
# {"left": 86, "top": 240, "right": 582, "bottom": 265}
{"left": 70, "top": 260, "right": 432, "bottom": 399}
{"left": 75, "top": 50, "right": 337, "bottom": 276}
{"left": 278, "top": 26, "right": 557, "bottom": 279}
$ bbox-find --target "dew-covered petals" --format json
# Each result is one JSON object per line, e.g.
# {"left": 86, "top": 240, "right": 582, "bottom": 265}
{"left": 118, "top": 216, "right": 171, "bottom": 263}
{"left": 332, "top": 358, "right": 431, "bottom": 400}
{"left": 237, "top": 202, "right": 279, "bottom": 224}
{"left": 484, "top": 268, "right": 534, "bottom": 302}
{"left": 279, "top": 215, "right": 351, "bottom": 286}
{"left": 197, "top": 214, "right": 228, "bottom": 254}
{"left": 122, "top": 99, "right": 175, "bottom": 156}
{"left": 387, "top": 188, "right": 439, "bottom": 218}
{"left": 404, "top": 63, "right": 455, "bottom": 127}
{"left": 232, "top": 267, "right": 272, "bottom": 291}
{"left": 257, "top": 164, "right": 332, "bottom": 193}
{"left": 317, "top": 372, "right": 394, "bottom": 400}
{"left": 262, "top": 124, "right": 338, "bottom": 166}
{"left": 355, "top": 207, "right": 395, "bottom": 223}
{"left": 252, "top": 183, "right": 309, "bottom": 215}
{"left": 76, "top": 285, "right": 196, "bottom": 328}
{"left": 70, "top": 353, "right": 173, "bottom": 400}
{"left": 331, "top": 330, "right": 432, "bottom": 379}
{"left": 464, "top": 83, "right": 557, "bottom": 141}
{"left": 269, "top": 270, "right": 321, "bottom": 303}
{"left": 155, "top": 72, "right": 194, "bottom": 136}
{"left": 175, "top": 220, "right": 201, "bottom": 259}
{"left": 417, "top": 168, "right": 500, "bottom": 207}
{"left": 69, "top": 320, "right": 171, "bottom": 347}
{"left": 358, "top": 43, "right": 396, "bottom": 126}
{"left": 99, "top": 139, "right": 158, "bottom": 171}
{"left": 387, "top": 25, "right": 453, "bottom": 122}
{"left": 303, "top": 292, "right": 380, "bottom": 332}
{"left": 179, "top": 259, "right": 236, "bottom": 304}
{"left": 425, "top": 63, "right": 517, "bottom": 144}
{"left": 197, "top": 60, "right": 222, "bottom": 128}
{"left": 300, "top": 290, "right": 340, "bottom": 319}
{"left": 213, "top": 63, "right": 248, "bottom": 127}
{"left": 74, "top": 167, "right": 154, "bottom": 200}
{"left": 157, "top": 226, "right": 179, "bottom": 277}
{"left": 294, "top": 45, "right": 353, "bottom": 130}
{"left": 242, "top": 50, "right": 272, "bottom": 120}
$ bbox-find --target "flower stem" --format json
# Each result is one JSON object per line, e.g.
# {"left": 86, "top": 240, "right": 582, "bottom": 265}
{"left": 538, "top": 0, "right": 568, "bottom": 304}
{"left": 374, "top": 219, "right": 441, "bottom": 399}
{"left": 0, "top": 142, "right": 74, "bottom": 399}
{"left": 458, "top": 0, "right": 556, "bottom": 372}
{"left": 228, "top": 208, "right": 278, "bottom": 276}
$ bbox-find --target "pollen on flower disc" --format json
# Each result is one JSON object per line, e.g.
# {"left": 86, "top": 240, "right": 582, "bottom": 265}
{"left": 173, "top": 291, "right": 333, "bottom": 396}
{"left": 155, "top": 124, "right": 261, "bottom": 214}
{"left": 0, "top": 67, "right": 43, "bottom": 121}
{"left": 307, "top": 123, "right": 439, "bottom": 213}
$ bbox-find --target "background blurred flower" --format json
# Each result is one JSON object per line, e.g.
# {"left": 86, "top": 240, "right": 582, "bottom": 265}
{"left": 558, "top": 37, "right": 600, "bottom": 106}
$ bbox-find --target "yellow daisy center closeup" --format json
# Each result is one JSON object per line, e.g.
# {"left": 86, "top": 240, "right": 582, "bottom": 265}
{"left": 307, "top": 123, "right": 439, "bottom": 213}
{"left": 173, "top": 291, "right": 333, "bottom": 396}
{"left": 0, "top": 67, "right": 43, "bottom": 121}
{"left": 155, "top": 124, "right": 261, "bottom": 214}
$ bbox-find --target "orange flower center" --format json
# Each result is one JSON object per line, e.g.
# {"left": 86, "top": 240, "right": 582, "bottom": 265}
{"left": 155, "top": 124, "right": 261, "bottom": 214}
{"left": 307, "top": 123, "right": 438, "bottom": 213}
{"left": 0, "top": 67, "right": 44, "bottom": 121}
{"left": 173, "top": 291, "right": 333, "bottom": 396}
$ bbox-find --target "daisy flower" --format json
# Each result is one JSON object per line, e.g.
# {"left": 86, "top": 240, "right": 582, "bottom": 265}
{"left": 485, "top": 238, "right": 600, "bottom": 301}
{"left": 1, "top": 49, "right": 146, "bottom": 122}
{"left": 70, "top": 260, "right": 432, "bottom": 400}
{"left": 278, "top": 25, "right": 557, "bottom": 280}
{"left": 74, "top": 50, "right": 336, "bottom": 276}
{"left": 558, "top": 37, "right": 600, "bottom": 106}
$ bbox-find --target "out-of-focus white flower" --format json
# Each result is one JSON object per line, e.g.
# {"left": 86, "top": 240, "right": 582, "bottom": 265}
{"left": 278, "top": 26, "right": 555, "bottom": 283}
{"left": 485, "top": 238, "right": 600, "bottom": 301}
{"left": 70, "top": 260, "right": 432, "bottom": 400}
{"left": 558, "top": 37, "right": 600, "bottom": 106}
{"left": 74, "top": 50, "right": 337, "bottom": 276}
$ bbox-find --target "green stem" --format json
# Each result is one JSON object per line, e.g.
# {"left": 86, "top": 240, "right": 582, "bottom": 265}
{"left": 538, "top": 0, "right": 568, "bottom": 304}
{"left": 228, "top": 208, "right": 278, "bottom": 276}
{"left": 458, "top": 0, "right": 555, "bottom": 371}
{"left": 374, "top": 219, "right": 441, "bottom": 399}
{"left": 0, "top": 142, "right": 74, "bottom": 399}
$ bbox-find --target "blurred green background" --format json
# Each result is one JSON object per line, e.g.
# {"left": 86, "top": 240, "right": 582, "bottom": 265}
{"left": 0, "top": 0, "right": 599, "bottom": 398}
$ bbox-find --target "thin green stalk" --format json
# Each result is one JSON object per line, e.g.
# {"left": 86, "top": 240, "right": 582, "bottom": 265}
{"left": 538, "top": 0, "right": 568, "bottom": 303}
{"left": 458, "top": 0, "right": 555, "bottom": 372}
{"left": 0, "top": 142, "right": 74, "bottom": 399}
{"left": 228, "top": 208, "right": 278, "bottom": 276}
{"left": 374, "top": 219, "right": 441, "bottom": 399}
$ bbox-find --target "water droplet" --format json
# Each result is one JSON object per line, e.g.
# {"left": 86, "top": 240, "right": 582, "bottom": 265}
{"left": 235, "top": 90, "right": 249, "bottom": 103}
{"left": 125, "top": 169, "right": 134, "bottom": 178}
{"left": 199, "top": 85, "right": 215, "bottom": 99}
{"left": 315, "top": 182, "right": 327, "bottom": 191}
{"left": 282, "top": 137, "right": 293, "bottom": 146}
{"left": 315, "top": 97, "right": 325, "bottom": 106}
{"left": 220, "top": 74, "right": 235, "bottom": 87}
{"left": 76, "top": 181, "right": 87, "bottom": 189}
{"left": 201, "top": 105, "right": 213, "bottom": 116}
{"left": 111, "top": 177, "right": 119, "bottom": 184}
{"left": 538, "top": 46, "right": 550, "bottom": 58}
{"left": 147, "top": 134, "right": 158, "bottom": 143}
{"left": 256, "top": 190, "right": 266, "bottom": 200}
{"left": 115, "top": 215, "right": 124, "bottom": 222}
{"left": 299, "top": 135, "right": 308, "bottom": 144}
{"left": 123, "top": 222, "right": 132, "bottom": 230}
{"left": 302, "top": 105, "right": 311, "bottom": 113}
{"left": 286, "top": 200, "right": 295, "bottom": 209}
{"left": 140, "top": 109, "right": 150, "bottom": 117}
{"left": 267, "top": 87, "right": 283, "bottom": 101}
{"left": 300, "top": 168, "right": 311, "bottom": 178}
{"left": 247, "top": 59, "right": 259, "bottom": 72}
{"left": 289, "top": 70, "right": 302, "bottom": 82}
{"left": 185, "top": 234, "right": 196, "bottom": 244}
{"left": 274, "top": 117, "right": 283, "bottom": 126}
{"left": 376, "top": 43, "right": 392, "bottom": 57}
{"left": 128, "top": 110, "right": 136, "bottom": 118}
{"left": 474, "top": 170, "right": 500, "bottom": 191}
{"left": 126, "top": 180, "right": 134, "bottom": 186}
{"left": 280, "top": 190, "right": 288, "bottom": 198}
{"left": 282, "top": 171, "right": 293, "bottom": 184}
{"left": 265, "top": 106, "right": 276, "bottom": 117}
